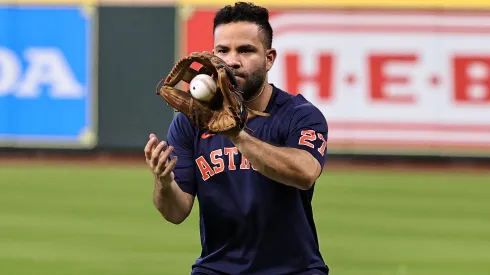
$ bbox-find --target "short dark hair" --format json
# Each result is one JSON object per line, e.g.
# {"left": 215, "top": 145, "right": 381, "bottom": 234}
{"left": 213, "top": 2, "right": 273, "bottom": 49}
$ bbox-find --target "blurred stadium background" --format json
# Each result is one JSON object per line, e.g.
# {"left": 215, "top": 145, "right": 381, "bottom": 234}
{"left": 1, "top": 0, "right": 490, "bottom": 274}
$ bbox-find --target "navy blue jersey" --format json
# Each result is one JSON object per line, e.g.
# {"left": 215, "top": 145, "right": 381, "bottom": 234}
{"left": 166, "top": 85, "right": 329, "bottom": 275}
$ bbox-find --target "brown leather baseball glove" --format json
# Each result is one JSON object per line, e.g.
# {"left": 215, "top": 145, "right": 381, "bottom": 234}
{"left": 156, "top": 51, "right": 268, "bottom": 134}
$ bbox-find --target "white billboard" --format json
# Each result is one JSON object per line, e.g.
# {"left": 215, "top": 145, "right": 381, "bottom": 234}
{"left": 269, "top": 11, "right": 490, "bottom": 156}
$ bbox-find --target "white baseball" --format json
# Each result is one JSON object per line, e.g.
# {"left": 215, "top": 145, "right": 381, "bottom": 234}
{"left": 189, "top": 74, "right": 217, "bottom": 102}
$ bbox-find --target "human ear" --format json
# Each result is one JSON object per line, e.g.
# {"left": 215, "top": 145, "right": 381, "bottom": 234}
{"left": 265, "top": 48, "right": 277, "bottom": 71}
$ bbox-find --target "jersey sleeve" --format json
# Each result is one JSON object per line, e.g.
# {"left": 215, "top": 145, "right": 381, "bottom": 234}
{"left": 285, "top": 103, "right": 329, "bottom": 169}
{"left": 166, "top": 113, "right": 197, "bottom": 196}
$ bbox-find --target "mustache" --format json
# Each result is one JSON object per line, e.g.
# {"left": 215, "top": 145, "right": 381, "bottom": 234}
{"left": 232, "top": 71, "right": 247, "bottom": 78}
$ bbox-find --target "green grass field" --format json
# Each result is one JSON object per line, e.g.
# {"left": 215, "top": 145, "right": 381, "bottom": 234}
{"left": 1, "top": 163, "right": 489, "bottom": 275}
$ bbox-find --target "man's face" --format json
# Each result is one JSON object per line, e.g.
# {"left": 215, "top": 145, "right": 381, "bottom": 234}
{"left": 213, "top": 22, "right": 275, "bottom": 100}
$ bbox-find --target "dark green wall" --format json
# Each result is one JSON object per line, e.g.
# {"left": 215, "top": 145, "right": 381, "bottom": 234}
{"left": 96, "top": 6, "right": 177, "bottom": 150}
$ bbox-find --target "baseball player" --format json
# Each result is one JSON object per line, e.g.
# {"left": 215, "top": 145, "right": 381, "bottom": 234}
{"left": 144, "top": 2, "right": 329, "bottom": 274}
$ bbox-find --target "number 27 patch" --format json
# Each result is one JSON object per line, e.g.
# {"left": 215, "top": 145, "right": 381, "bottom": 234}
{"left": 298, "top": 130, "right": 327, "bottom": 156}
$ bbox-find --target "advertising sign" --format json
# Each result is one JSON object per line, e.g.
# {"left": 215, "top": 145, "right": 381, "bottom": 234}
{"left": 183, "top": 9, "right": 490, "bottom": 156}
{"left": 0, "top": 6, "right": 96, "bottom": 148}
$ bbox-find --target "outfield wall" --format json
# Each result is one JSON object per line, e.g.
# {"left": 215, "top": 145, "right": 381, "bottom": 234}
{"left": 1, "top": 0, "right": 489, "bottom": 160}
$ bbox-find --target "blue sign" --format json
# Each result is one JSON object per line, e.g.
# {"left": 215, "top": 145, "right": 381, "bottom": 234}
{"left": 0, "top": 6, "right": 95, "bottom": 147}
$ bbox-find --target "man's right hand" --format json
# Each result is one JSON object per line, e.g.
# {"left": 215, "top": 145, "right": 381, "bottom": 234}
{"left": 144, "top": 133, "right": 178, "bottom": 190}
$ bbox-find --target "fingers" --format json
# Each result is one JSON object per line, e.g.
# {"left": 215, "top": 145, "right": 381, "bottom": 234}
{"left": 155, "top": 145, "right": 174, "bottom": 175}
{"left": 161, "top": 156, "right": 178, "bottom": 177}
{"left": 145, "top": 133, "right": 178, "bottom": 179}
{"left": 151, "top": 141, "right": 167, "bottom": 168}
{"left": 144, "top": 133, "right": 159, "bottom": 161}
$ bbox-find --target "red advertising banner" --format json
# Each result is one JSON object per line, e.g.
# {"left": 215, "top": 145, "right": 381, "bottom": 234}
{"left": 181, "top": 9, "right": 490, "bottom": 156}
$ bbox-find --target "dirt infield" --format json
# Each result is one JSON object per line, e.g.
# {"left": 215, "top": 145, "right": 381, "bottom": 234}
{"left": 1, "top": 149, "right": 490, "bottom": 174}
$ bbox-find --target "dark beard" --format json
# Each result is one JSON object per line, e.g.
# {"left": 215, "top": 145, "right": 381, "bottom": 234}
{"left": 240, "top": 66, "right": 267, "bottom": 101}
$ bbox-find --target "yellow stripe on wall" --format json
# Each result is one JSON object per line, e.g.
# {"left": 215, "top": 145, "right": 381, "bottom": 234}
{"left": 0, "top": 0, "right": 95, "bottom": 4}
{"left": 1, "top": 0, "right": 488, "bottom": 8}
{"left": 177, "top": 0, "right": 490, "bottom": 9}
{"left": 0, "top": 0, "right": 175, "bottom": 4}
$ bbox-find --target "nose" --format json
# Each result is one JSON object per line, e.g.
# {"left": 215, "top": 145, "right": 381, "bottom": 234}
{"left": 223, "top": 52, "right": 241, "bottom": 69}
